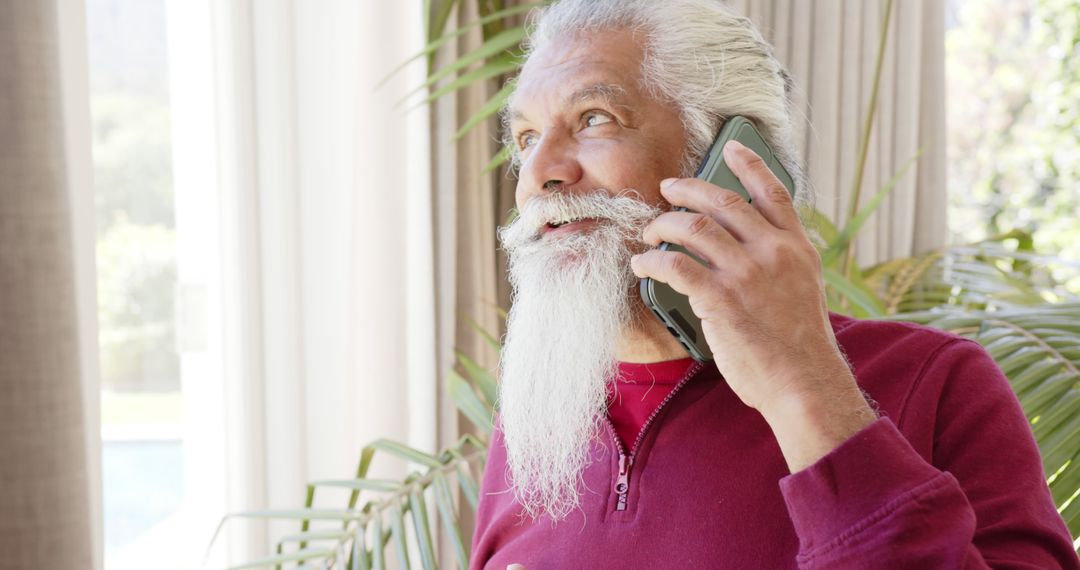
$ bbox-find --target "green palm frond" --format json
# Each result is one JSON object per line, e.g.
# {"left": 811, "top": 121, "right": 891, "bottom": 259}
{"left": 863, "top": 237, "right": 1076, "bottom": 314}
{"left": 823, "top": 266, "right": 886, "bottom": 318}
{"left": 206, "top": 434, "right": 487, "bottom": 570}
{"left": 406, "top": 52, "right": 522, "bottom": 113}
{"left": 398, "top": 29, "right": 525, "bottom": 108}
{"left": 455, "top": 80, "right": 515, "bottom": 140}
{"left": 385, "top": 1, "right": 541, "bottom": 84}
{"left": 483, "top": 144, "right": 514, "bottom": 173}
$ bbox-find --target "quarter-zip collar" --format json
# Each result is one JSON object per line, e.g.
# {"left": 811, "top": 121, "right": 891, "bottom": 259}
{"left": 604, "top": 361, "right": 705, "bottom": 513}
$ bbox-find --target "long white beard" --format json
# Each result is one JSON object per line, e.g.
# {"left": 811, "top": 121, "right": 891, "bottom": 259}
{"left": 497, "top": 191, "right": 661, "bottom": 521}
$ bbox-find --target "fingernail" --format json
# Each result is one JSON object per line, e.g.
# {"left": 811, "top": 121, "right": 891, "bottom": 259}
{"left": 630, "top": 254, "right": 641, "bottom": 264}
{"left": 660, "top": 177, "right": 678, "bottom": 189}
{"left": 723, "top": 139, "right": 746, "bottom": 157}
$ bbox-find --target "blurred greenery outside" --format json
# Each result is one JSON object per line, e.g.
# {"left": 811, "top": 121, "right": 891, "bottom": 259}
{"left": 946, "top": 0, "right": 1080, "bottom": 282}
{"left": 91, "top": 2, "right": 181, "bottom": 430}
{"left": 94, "top": 90, "right": 179, "bottom": 412}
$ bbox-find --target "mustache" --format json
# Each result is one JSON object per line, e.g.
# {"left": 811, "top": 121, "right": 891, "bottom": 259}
{"left": 498, "top": 190, "right": 661, "bottom": 249}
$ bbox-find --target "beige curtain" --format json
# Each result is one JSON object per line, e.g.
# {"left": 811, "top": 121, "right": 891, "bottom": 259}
{"left": 428, "top": 3, "right": 523, "bottom": 557}
{"left": 431, "top": 9, "right": 512, "bottom": 452}
{"left": 731, "top": 0, "right": 947, "bottom": 266}
{"left": 0, "top": 0, "right": 95, "bottom": 567}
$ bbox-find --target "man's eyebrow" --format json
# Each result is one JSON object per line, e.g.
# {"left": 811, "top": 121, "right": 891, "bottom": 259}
{"left": 509, "top": 82, "right": 634, "bottom": 124}
{"left": 566, "top": 83, "right": 629, "bottom": 108}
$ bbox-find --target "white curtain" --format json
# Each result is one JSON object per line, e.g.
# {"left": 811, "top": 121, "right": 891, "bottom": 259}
{"left": 196, "top": 0, "right": 441, "bottom": 563}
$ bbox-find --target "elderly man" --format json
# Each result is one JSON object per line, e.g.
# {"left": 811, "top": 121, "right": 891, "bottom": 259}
{"left": 470, "top": 0, "right": 1078, "bottom": 568}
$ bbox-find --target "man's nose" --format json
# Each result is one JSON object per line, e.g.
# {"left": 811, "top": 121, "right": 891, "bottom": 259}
{"left": 517, "top": 131, "right": 583, "bottom": 203}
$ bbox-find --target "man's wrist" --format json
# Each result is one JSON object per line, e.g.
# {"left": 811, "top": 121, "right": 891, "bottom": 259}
{"left": 759, "top": 374, "right": 878, "bottom": 473}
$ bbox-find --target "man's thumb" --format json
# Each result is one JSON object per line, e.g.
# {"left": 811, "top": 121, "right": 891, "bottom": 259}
{"left": 507, "top": 565, "right": 527, "bottom": 570}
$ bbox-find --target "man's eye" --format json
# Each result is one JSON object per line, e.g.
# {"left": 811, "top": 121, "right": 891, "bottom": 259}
{"left": 518, "top": 132, "right": 538, "bottom": 149}
{"left": 584, "top": 111, "right": 613, "bottom": 128}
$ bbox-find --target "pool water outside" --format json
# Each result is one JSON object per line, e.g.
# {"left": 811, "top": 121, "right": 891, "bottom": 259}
{"left": 102, "top": 439, "right": 183, "bottom": 556}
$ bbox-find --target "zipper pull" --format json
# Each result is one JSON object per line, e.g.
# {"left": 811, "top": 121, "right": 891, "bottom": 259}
{"left": 615, "top": 453, "right": 631, "bottom": 511}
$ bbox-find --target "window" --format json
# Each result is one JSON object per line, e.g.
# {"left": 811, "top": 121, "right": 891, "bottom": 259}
{"left": 88, "top": 1, "right": 228, "bottom": 567}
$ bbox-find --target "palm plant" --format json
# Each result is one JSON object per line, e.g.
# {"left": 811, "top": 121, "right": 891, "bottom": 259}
{"left": 205, "top": 347, "right": 498, "bottom": 569}
{"left": 210, "top": 1, "right": 1079, "bottom": 566}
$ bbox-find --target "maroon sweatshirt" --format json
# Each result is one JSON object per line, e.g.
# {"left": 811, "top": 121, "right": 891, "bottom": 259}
{"left": 471, "top": 313, "right": 1079, "bottom": 569}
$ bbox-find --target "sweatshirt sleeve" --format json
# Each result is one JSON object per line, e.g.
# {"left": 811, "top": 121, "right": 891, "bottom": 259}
{"left": 777, "top": 338, "right": 1079, "bottom": 569}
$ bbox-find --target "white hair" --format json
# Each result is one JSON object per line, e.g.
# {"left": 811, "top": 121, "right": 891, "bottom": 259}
{"left": 497, "top": 191, "right": 661, "bottom": 520}
{"left": 502, "top": 0, "right": 810, "bottom": 208}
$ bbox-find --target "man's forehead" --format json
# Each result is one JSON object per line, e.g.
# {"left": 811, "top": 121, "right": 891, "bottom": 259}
{"left": 509, "top": 30, "right": 647, "bottom": 123}
{"left": 509, "top": 80, "right": 636, "bottom": 122}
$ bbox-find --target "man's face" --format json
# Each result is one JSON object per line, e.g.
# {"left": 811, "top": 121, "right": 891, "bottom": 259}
{"left": 496, "top": 30, "right": 690, "bottom": 522}
{"left": 509, "top": 28, "right": 687, "bottom": 217}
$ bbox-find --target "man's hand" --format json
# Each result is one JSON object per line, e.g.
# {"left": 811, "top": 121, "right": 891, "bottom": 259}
{"left": 630, "top": 140, "right": 876, "bottom": 472}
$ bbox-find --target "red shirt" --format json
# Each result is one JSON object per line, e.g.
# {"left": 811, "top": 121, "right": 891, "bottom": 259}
{"left": 607, "top": 358, "right": 698, "bottom": 451}
{"left": 472, "top": 313, "right": 1079, "bottom": 569}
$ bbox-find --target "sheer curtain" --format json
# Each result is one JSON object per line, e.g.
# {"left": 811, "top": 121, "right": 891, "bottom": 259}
{"left": 204, "top": 0, "right": 441, "bottom": 563}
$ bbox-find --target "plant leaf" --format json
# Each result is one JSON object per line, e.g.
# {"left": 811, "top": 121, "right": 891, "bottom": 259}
{"left": 390, "top": 501, "right": 411, "bottom": 570}
{"left": 464, "top": 315, "right": 503, "bottom": 352}
{"left": 309, "top": 478, "right": 403, "bottom": 493}
{"left": 380, "top": 2, "right": 542, "bottom": 88}
{"left": 277, "top": 530, "right": 351, "bottom": 544}
{"left": 823, "top": 267, "right": 884, "bottom": 317}
{"left": 455, "top": 348, "right": 498, "bottom": 406}
{"left": 408, "top": 490, "right": 438, "bottom": 569}
{"left": 230, "top": 509, "right": 365, "bottom": 521}
{"left": 455, "top": 80, "right": 515, "bottom": 139}
{"left": 433, "top": 473, "right": 470, "bottom": 568}
{"left": 225, "top": 548, "right": 335, "bottom": 570}
{"left": 483, "top": 144, "right": 513, "bottom": 173}
{"left": 352, "top": 519, "right": 370, "bottom": 570}
{"left": 400, "top": 31, "right": 524, "bottom": 107}
{"left": 408, "top": 53, "right": 521, "bottom": 111}
{"left": 824, "top": 148, "right": 923, "bottom": 267}
{"left": 346, "top": 446, "right": 380, "bottom": 517}
{"left": 369, "top": 439, "right": 443, "bottom": 468}
{"left": 428, "top": 0, "right": 459, "bottom": 46}
{"left": 371, "top": 514, "right": 386, "bottom": 570}
{"left": 456, "top": 462, "right": 480, "bottom": 510}
{"left": 448, "top": 369, "right": 495, "bottom": 433}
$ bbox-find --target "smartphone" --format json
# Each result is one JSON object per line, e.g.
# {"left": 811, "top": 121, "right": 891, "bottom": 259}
{"left": 639, "top": 116, "right": 796, "bottom": 362}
